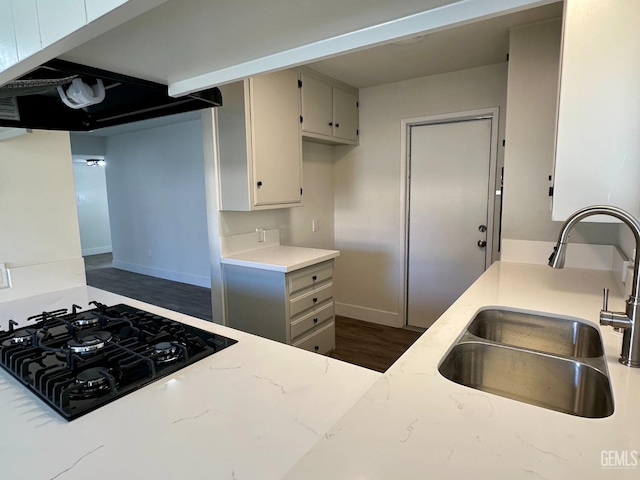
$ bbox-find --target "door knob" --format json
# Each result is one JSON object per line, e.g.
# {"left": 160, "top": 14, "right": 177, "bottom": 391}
{"left": 477, "top": 240, "right": 487, "bottom": 248}
{"left": 478, "top": 225, "right": 487, "bottom": 233}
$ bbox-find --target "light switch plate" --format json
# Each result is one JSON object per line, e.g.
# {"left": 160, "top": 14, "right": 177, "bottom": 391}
{"left": 0, "top": 263, "right": 11, "bottom": 289}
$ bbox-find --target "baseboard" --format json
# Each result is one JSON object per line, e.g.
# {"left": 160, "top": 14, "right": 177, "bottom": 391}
{"left": 82, "top": 246, "right": 112, "bottom": 256}
{"left": 0, "top": 258, "right": 86, "bottom": 303}
{"left": 335, "top": 302, "right": 402, "bottom": 328}
{"left": 112, "top": 260, "right": 211, "bottom": 288}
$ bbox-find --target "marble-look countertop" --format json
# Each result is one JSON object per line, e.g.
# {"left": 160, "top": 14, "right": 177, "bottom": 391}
{"left": 284, "top": 262, "right": 640, "bottom": 480}
{"left": 0, "top": 286, "right": 380, "bottom": 480}
{"left": 221, "top": 245, "right": 340, "bottom": 272}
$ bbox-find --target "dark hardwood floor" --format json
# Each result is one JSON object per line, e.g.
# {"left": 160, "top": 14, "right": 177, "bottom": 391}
{"left": 84, "top": 254, "right": 423, "bottom": 372}
{"left": 84, "top": 254, "right": 213, "bottom": 321}
{"left": 329, "top": 316, "right": 423, "bottom": 372}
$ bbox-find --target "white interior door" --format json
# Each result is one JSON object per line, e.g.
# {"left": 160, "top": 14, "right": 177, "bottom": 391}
{"left": 407, "top": 118, "right": 492, "bottom": 328}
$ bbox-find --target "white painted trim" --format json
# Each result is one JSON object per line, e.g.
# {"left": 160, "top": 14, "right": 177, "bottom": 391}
{"left": 501, "top": 239, "right": 615, "bottom": 271}
{"left": 169, "top": 0, "right": 554, "bottom": 96}
{"left": 0, "top": 258, "right": 86, "bottom": 303}
{"left": 112, "top": 260, "right": 211, "bottom": 288}
{"left": 81, "top": 246, "right": 112, "bottom": 256}
{"left": 400, "top": 107, "right": 500, "bottom": 327}
{"left": 335, "top": 302, "right": 401, "bottom": 328}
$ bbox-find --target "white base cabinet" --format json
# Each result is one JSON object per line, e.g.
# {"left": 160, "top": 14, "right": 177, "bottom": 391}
{"left": 217, "top": 69, "right": 303, "bottom": 211}
{"left": 224, "top": 260, "right": 336, "bottom": 354}
{"left": 299, "top": 70, "right": 359, "bottom": 145}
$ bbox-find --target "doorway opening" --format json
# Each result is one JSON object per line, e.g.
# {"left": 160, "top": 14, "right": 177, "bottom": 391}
{"left": 401, "top": 108, "right": 500, "bottom": 329}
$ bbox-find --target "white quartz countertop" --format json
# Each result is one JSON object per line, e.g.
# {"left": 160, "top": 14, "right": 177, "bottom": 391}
{"left": 3, "top": 262, "right": 640, "bottom": 480}
{"left": 0, "top": 286, "right": 380, "bottom": 480}
{"left": 284, "top": 262, "right": 640, "bottom": 480}
{"left": 221, "top": 245, "right": 340, "bottom": 272}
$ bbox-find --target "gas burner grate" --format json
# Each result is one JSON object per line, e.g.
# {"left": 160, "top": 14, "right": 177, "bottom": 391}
{"left": 0, "top": 303, "right": 237, "bottom": 420}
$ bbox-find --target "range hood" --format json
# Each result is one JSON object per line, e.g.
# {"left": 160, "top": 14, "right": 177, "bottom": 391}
{"left": 0, "top": 59, "right": 222, "bottom": 132}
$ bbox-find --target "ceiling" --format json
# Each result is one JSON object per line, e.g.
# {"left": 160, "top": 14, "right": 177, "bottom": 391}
{"left": 74, "top": 1, "right": 562, "bottom": 138}
{"left": 308, "top": 2, "right": 562, "bottom": 88}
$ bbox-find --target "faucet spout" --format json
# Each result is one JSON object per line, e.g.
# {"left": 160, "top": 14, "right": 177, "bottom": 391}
{"left": 549, "top": 205, "right": 640, "bottom": 367}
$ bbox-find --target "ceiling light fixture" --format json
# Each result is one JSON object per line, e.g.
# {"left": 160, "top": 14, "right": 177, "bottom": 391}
{"left": 86, "top": 159, "right": 106, "bottom": 167}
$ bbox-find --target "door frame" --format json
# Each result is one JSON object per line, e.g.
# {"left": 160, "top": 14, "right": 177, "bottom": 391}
{"left": 400, "top": 107, "right": 500, "bottom": 326}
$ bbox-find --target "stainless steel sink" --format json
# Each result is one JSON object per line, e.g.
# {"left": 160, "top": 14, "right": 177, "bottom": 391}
{"left": 438, "top": 342, "right": 614, "bottom": 418}
{"left": 467, "top": 308, "right": 603, "bottom": 358}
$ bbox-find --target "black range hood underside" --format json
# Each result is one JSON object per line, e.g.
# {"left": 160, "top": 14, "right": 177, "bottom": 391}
{"left": 0, "top": 59, "right": 222, "bottom": 132}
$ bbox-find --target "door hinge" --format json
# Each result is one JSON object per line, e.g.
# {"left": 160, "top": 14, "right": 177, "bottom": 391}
{"left": 548, "top": 186, "right": 554, "bottom": 197}
{"left": 298, "top": 79, "right": 302, "bottom": 88}
{"left": 300, "top": 115, "right": 303, "bottom": 124}
{"left": 502, "top": 139, "right": 506, "bottom": 146}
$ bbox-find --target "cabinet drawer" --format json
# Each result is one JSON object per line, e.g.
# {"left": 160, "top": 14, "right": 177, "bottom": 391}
{"left": 290, "top": 303, "right": 334, "bottom": 340}
{"left": 289, "top": 283, "right": 333, "bottom": 318}
{"left": 288, "top": 263, "right": 333, "bottom": 295}
{"left": 293, "top": 321, "right": 335, "bottom": 354}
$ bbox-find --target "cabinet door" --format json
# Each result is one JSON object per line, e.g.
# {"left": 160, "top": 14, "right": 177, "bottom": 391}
{"left": 0, "top": 0, "right": 18, "bottom": 70}
{"left": 552, "top": 0, "right": 640, "bottom": 221}
{"left": 333, "top": 87, "right": 358, "bottom": 142}
{"left": 11, "top": 0, "right": 40, "bottom": 61}
{"left": 36, "top": 0, "right": 86, "bottom": 47}
{"left": 250, "top": 70, "right": 302, "bottom": 206}
{"left": 301, "top": 74, "right": 333, "bottom": 137}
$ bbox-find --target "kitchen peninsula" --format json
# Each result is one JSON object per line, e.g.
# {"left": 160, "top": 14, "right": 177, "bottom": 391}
{"left": 1, "top": 261, "right": 639, "bottom": 480}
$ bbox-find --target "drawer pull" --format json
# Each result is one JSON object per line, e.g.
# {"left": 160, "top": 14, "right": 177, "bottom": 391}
{"left": 313, "top": 318, "right": 318, "bottom": 324}
{"left": 312, "top": 275, "right": 317, "bottom": 281}
{"left": 312, "top": 297, "right": 318, "bottom": 303}
{"left": 314, "top": 345, "right": 319, "bottom": 352}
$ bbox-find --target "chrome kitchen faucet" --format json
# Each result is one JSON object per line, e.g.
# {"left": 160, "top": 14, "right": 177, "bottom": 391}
{"left": 548, "top": 205, "right": 640, "bottom": 367}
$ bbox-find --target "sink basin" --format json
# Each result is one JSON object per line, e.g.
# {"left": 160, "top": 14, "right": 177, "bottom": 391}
{"left": 467, "top": 309, "right": 603, "bottom": 358}
{"left": 438, "top": 342, "right": 614, "bottom": 418}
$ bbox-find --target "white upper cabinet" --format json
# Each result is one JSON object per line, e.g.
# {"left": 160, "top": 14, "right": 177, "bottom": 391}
{"left": 85, "top": 0, "right": 128, "bottom": 22}
{"left": 0, "top": 0, "right": 19, "bottom": 70}
{"left": 300, "top": 70, "right": 359, "bottom": 145}
{"left": 552, "top": 0, "right": 640, "bottom": 221}
{"left": 300, "top": 75, "right": 333, "bottom": 137}
{"left": 36, "top": 0, "right": 87, "bottom": 48}
{"left": 217, "top": 69, "right": 303, "bottom": 211}
{"left": 332, "top": 86, "right": 359, "bottom": 142}
{"left": 11, "top": 0, "right": 41, "bottom": 61}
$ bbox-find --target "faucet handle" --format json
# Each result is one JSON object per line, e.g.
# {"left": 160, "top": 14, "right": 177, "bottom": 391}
{"left": 602, "top": 288, "right": 609, "bottom": 311}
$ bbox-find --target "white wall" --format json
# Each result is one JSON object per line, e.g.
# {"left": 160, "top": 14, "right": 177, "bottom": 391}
{"left": 69, "top": 134, "right": 106, "bottom": 156}
{"left": 333, "top": 63, "right": 508, "bottom": 327}
{"left": 72, "top": 161, "right": 112, "bottom": 256}
{"left": 502, "top": 19, "right": 618, "bottom": 250}
{"left": 105, "top": 119, "right": 211, "bottom": 287}
{"left": 0, "top": 130, "right": 85, "bottom": 302}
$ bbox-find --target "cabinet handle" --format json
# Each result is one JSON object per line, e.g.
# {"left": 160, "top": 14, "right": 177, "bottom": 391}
{"left": 313, "top": 318, "right": 318, "bottom": 324}
{"left": 314, "top": 345, "right": 319, "bottom": 352}
{"left": 312, "top": 275, "right": 317, "bottom": 281}
{"left": 257, "top": 181, "right": 263, "bottom": 188}
{"left": 312, "top": 297, "right": 318, "bottom": 303}
{"left": 328, "top": 122, "right": 333, "bottom": 126}
{"left": 335, "top": 123, "right": 340, "bottom": 128}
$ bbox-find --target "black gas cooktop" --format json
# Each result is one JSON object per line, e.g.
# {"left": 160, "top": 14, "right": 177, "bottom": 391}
{"left": 0, "top": 302, "right": 237, "bottom": 420}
